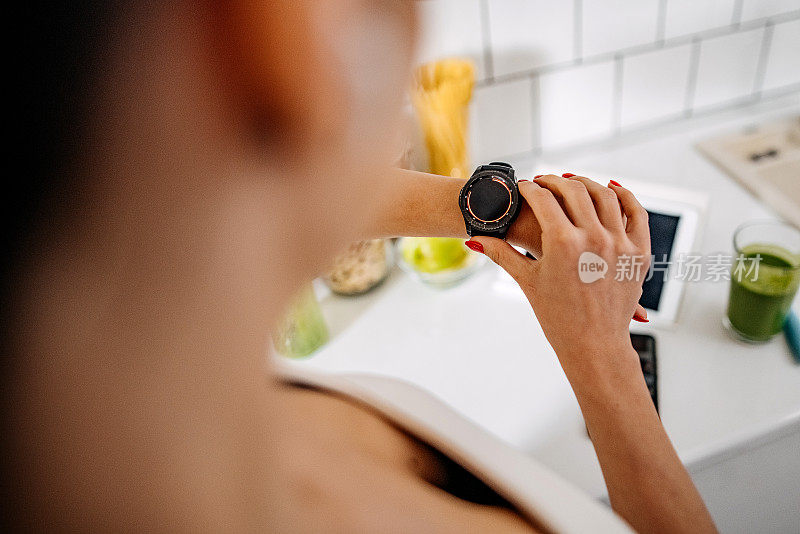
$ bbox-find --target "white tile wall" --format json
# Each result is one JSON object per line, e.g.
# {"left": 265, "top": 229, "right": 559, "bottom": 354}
{"left": 488, "top": 0, "right": 575, "bottom": 77}
{"left": 664, "top": 0, "right": 737, "bottom": 39}
{"left": 470, "top": 78, "right": 534, "bottom": 161}
{"left": 693, "top": 26, "right": 765, "bottom": 109}
{"left": 414, "top": 1, "right": 800, "bottom": 158}
{"left": 538, "top": 61, "right": 615, "bottom": 149}
{"left": 620, "top": 44, "right": 693, "bottom": 128}
{"left": 416, "top": 0, "right": 487, "bottom": 79}
{"left": 740, "top": 0, "right": 800, "bottom": 22}
{"left": 762, "top": 19, "right": 800, "bottom": 91}
{"left": 582, "top": 0, "right": 661, "bottom": 57}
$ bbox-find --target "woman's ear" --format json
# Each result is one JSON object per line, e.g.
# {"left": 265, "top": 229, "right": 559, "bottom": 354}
{"left": 209, "top": 0, "right": 348, "bottom": 151}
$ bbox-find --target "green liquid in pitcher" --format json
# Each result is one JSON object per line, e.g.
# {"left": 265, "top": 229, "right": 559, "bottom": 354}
{"left": 727, "top": 244, "right": 800, "bottom": 341}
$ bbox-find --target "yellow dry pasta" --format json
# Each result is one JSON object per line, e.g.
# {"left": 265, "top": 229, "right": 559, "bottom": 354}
{"left": 412, "top": 59, "right": 475, "bottom": 178}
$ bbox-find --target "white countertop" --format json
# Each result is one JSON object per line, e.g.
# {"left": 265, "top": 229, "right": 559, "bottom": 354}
{"left": 289, "top": 95, "right": 800, "bottom": 499}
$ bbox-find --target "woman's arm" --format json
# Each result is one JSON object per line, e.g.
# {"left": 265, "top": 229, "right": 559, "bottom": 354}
{"left": 365, "top": 168, "right": 648, "bottom": 321}
{"left": 370, "top": 168, "right": 543, "bottom": 257}
{"left": 467, "top": 174, "right": 716, "bottom": 534}
{"left": 570, "top": 345, "right": 714, "bottom": 534}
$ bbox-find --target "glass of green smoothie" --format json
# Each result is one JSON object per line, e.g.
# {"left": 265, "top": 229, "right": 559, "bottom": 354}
{"left": 725, "top": 221, "right": 800, "bottom": 342}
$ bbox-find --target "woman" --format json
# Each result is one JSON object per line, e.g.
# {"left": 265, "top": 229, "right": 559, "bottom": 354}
{"left": 8, "top": 1, "right": 716, "bottom": 532}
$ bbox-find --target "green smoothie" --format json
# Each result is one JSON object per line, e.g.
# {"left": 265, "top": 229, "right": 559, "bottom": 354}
{"left": 727, "top": 244, "right": 800, "bottom": 341}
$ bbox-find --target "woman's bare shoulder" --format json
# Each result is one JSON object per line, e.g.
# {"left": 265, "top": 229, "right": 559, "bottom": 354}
{"left": 272, "top": 386, "right": 540, "bottom": 533}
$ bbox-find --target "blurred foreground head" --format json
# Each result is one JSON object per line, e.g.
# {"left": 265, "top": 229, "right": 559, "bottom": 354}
{"left": 8, "top": 0, "right": 419, "bottom": 528}
{"left": 17, "top": 0, "right": 418, "bottom": 272}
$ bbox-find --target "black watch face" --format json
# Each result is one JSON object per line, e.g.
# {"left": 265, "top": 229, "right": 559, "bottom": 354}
{"left": 460, "top": 171, "right": 519, "bottom": 233}
{"left": 468, "top": 178, "right": 512, "bottom": 222}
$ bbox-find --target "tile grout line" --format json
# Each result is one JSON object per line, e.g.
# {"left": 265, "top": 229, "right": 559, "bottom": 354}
{"left": 759, "top": 81, "right": 800, "bottom": 100}
{"left": 621, "top": 87, "right": 798, "bottom": 148}
{"left": 574, "top": 0, "right": 583, "bottom": 63}
{"left": 612, "top": 54, "right": 624, "bottom": 135}
{"left": 492, "top": 84, "right": 800, "bottom": 162}
{"left": 479, "top": 0, "right": 495, "bottom": 83}
{"left": 683, "top": 36, "right": 702, "bottom": 118}
{"left": 467, "top": 4, "right": 799, "bottom": 160}
{"left": 751, "top": 21, "right": 774, "bottom": 100}
{"left": 530, "top": 74, "right": 542, "bottom": 154}
{"left": 474, "top": 10, "right": 800, "bottom": 89}
{"left": 731, "top": 0, "right": 744, "bottom": 28}
{"left": 656, "top": 0, "right": 668, "bottom": 45}
{"left": 639, "top": 83, "right": 800, "bottom": 135}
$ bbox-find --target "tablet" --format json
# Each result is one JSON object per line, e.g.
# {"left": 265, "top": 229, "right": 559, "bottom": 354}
{"left": 634, "top": 190, "right": 703, "bottom": 326}
{"left": 529, "top": 169, "right": 707, "bottom": 326}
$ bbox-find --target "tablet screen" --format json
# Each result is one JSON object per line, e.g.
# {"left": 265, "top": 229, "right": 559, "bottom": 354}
{"left": 640, "top": 211, "right": 680, "bottom": 311}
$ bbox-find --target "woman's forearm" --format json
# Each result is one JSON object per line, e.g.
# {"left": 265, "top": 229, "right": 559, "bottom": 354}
{"left": 369, "top": 169, "right": 543, "bottom": 256}
{"left": 567, "top": 344, "right": 717, "bottom": 534}
{"left": 371, "top": 169, "right": 466, "bottom": 239}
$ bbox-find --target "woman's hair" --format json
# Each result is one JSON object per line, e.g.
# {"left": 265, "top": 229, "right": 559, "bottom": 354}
{"left": 4, "top": 0, "right": 123, "bottom": 433}
{"left": 12, "top": 3, "right": 122, "bottom": 276}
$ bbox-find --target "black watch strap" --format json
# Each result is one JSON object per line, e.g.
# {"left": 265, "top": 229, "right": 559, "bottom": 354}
{"left": 477, "top": 162, "right": 515, "bottom": 178}
{"left": 466, "top": 225, "right": 507, "bottom": 239}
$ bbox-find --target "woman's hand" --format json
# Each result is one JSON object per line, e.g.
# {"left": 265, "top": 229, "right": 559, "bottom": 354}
{"left": 467, "top": 174, "right": 651, "bottom": 380}
{"left": 469, "top": 175, "right": 718, "bottom": 534}
{"left": 505, "top": 197, "right": 544, "bottom": 258}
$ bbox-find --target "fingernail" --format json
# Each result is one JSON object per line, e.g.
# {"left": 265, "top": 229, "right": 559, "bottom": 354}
{"left": 533, "top": 174, "right": 543, "bottom": 179}
{"left": 632, "top": 316, "right": 649, "bottom": 323}
{"left": 609, "top": 179, "right": 622, "bottom": 187}
{"left": 562, "top": 173, "right": 575, "bottom": 178}
{"left": 465, "top": 240, "right": 484, "bottom": 253}
{"left": 518, "top": 179, "right": 530, "bottom": 182}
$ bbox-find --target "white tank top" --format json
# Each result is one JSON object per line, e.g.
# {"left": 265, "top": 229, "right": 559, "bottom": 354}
{"left": 275, "top": 360, "right": 634, "bottom": 533}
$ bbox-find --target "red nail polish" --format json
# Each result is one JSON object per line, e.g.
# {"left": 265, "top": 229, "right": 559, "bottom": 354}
{"left": 533, "top": 174, "right": 543, "bottom": 179}
{"left": 465, "top": 240, "right": 484, "bottom": 253}
{"left": 632, "top": 316, "right": 649, "bottom": 323}
{"left": 609, "top": 179, "right": 622, "bottom": 187}
{"left": 518, "top": 179, "right": 530, "bottom": 182}
{"left": 562, "top": 173, "right": 575, "bottom": 178}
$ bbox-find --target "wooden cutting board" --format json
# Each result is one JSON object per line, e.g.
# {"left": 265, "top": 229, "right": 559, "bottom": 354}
{"left": 697, "top": 116, "right": 800, "bottom": 229}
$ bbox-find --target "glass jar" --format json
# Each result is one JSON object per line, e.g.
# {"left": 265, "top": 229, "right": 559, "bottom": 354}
{"left": 323, "top": 239, "right": 393, "bottom": 296}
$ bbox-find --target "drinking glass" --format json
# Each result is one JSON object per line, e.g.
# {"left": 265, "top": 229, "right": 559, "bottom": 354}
{"left": 273, "top": 284, "right": 329, "bottom": 358}
{"left": 725, "top": 221, "right": 800, "bottom": 342}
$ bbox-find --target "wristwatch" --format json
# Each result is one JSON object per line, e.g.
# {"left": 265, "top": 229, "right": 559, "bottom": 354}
{"left": 459, "top": 162, "right": 521, "bottom": 239}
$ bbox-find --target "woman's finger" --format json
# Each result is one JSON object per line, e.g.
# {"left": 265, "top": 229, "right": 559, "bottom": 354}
{"left": 517, "top": 180, "right": 572, "bottom": 235}
{"left": 533, "top": 175, "right": 601, "bottom": 229}
{"left": 565, "top": 175, "right": 624, "bottom": 231}
{"left": 633, "top": 304, "right": 649, "bottom": 322}
{"left": 466, "top": 237, "right": 533, "bottom": 283}
{"left": 608, "top": 181, "right": 650, "bottom": 246}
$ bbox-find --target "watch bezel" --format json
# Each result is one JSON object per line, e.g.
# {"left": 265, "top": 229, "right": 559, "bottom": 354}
{"left": 459, "top": 167, "right": 520, "bottom": 234}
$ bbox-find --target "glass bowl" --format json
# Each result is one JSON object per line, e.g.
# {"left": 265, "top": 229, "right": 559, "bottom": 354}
{"left": 396, "top": 237, "right": 486, "bottom": 288}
